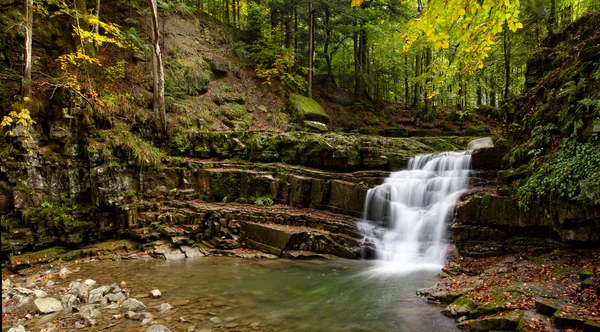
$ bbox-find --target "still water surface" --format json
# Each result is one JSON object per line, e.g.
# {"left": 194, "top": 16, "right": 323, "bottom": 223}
{"left": 55, "top": 257, "right": 458, "bottom": 332}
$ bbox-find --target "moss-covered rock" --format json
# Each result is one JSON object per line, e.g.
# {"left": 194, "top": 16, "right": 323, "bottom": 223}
{"left": 289, "top": 94, "right": 329, "bottom": 123}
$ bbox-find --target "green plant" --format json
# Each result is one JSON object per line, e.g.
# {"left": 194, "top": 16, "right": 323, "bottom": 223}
{"left": 254, "top": 195, "right": 274, "bottom": 206}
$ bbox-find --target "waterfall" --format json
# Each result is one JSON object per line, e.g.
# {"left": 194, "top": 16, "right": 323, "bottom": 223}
{"left": 358, "top": 151, "right": 471, "bottom": 274}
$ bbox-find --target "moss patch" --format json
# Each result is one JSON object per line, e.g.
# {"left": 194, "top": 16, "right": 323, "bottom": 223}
{"left": 289, "top": 94, "right": 329, "bottom": 123}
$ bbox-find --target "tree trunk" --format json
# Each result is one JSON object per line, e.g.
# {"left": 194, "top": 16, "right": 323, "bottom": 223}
{"left": 23, "top": 0, "right": 33, "bottom": 98}
{"left": 477, "top": 85, "right": 482, "bottom": 106}
{"left": 93, "top": 0, "right": 100, "bottom": 50}
{"left": 150, "top": 0, "right": 166, "bottom": 130}
{"left": 404, "top": 54, "right": 409, "bottom": 103}
{"left": 503, "top": 22, "right": 510, "bottom": 102}
{"left": 548, "top": 0, "right": 557, "bottom": 33}
{"left": 307, "top": 0, "right": 313, "bottom": 98}
{"left": 412, "top": 53, "right": 422, "bottom": 109}
{"left": 323, "top": 6, "right": 333, "bottom": 81}
{"left": 74, "top": 0, "right": 95, "bottom": 55}
{"left": 424, "top": 47, "right": 433, "bottom": 114}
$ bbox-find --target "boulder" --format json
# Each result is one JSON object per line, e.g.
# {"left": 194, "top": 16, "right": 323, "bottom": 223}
{"left": 289, "top": 94, "right": 329, "bottom": 123}
{"left": 467, "top": 137, "right": 494, "bottom": 150}
{"left": 457, "top": 310, "right": 521, "bottom": 331}
{"left": 34, "top": 297, "right": 63, "bottom": 314}
{"left": 121, "top": 298, "right": 147, "bottom": 312}
{"left": 584, "top": 320, "right": 600, "bottom": 332}
{"left": 7, "top": 326, "right": 26, "bottom": 332}
{"left": 535, "top": 298, "right": 561, "bottom": 316}
{"left": 150, "top": 289, "right": 162, "bottom": 298}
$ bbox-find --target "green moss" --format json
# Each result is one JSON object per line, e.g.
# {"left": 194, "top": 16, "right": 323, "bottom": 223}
{"left": 289, "top": 94, "right": 329, "bottom": 123}
{"left": 466, "top": 125, "right": 490, "bottom": 135}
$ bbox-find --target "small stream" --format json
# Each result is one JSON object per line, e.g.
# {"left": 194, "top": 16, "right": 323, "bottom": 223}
{"left": 40, "top": 257, "right": 458, "bottom": 331}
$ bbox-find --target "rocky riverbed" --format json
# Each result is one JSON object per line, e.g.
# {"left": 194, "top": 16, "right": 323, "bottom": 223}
{"left": 419, "top": 249, "right": 600, "bottom": 332}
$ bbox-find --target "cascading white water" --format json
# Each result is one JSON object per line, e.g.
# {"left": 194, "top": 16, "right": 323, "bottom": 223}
{"left": 358, "top": 151, "right": 471, "bottom": 274}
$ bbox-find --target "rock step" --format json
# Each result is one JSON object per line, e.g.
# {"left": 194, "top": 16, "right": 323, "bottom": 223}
{"left": 129, "top": 201, "right": 363, "bottom": 259}
{"left": 242, "top": 222, "right": 360, "bottom": 259}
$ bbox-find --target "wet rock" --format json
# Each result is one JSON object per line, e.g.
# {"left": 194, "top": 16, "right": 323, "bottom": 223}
{"left": 89, "top": 286, "right": 111, "bottom": 303}
{"left": 579, "top": 269, "right": 594, "bottom": 281}
{"left": 457, "top": 310, "right": 521, "bottom": 331}
{"left": 13, "top": 287, "right": 34, "bottom": 295}
{"left": 126, "top": 310, "right": 154, "bottom": 320}
{"left": 150, "top": 289, "right": 162, "bottom": 298}
{"left": 106, "top": 292, "right": 126, "bottom": 303}
{"left": 121, "top": 298, "right": 147, "bottom": 312}
{"left": 61, "top": 293, "right": 78, "bottom": 309}
{"left": 146, "top": 325, "right": 171, "bottom": 332}
{"left": 159, "top": 303, "right": 173, "bottom": 314}
{"left": 303, "top": 120, "right": 328, "bottom": 132}
{"left": 34, "top": 297, "right": 63, "bottom": 314}
{"left": 112, "top": 314, "right": 122, "bottom": 319}
{"left": 76, "top": 283, "right": 90, "bottom": 302}
{"left": 180, "top": 246, "right": 203, "bottom": 258}
{"left": 210, "top": 316, "right": 223, "bottom": 324}
{"left": 78, "top": 304, "right": 102, "bottom": 322}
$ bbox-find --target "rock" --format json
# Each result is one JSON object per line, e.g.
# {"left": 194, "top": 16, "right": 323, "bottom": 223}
{"left": 8, "top": 325, "right": 26, "bottom": 332}
{"left": 121, "top": 298, "right": 147, "bottom": 312}
{"left": 186, "top": 326, "right": 196, "bottom": 332}
{"left": 171, "top": 299, "right": 190, "bottom": 306}
{"left": 535, "top": 298, "right": 561, "bottom": 316}
{"left": 125, "top": 310, "right": 154, "bottom": 320}
{"left": 34, "top": 297, "right": 63, "bottom": 314}
{"left": 210, "top": 317, "right": 223, "bottom": 324}
{"left": 89, "top": 286, "right": 111, "bottom": 303}
{"left": 112, "top": 314, "right": 122, "bottom": 319}
{"left": 553, "top": 310, "right": 587, "bottom": 330}
{"left": 303, "top": 120, "right": 328, "bottom": 132}
{"left": 84, "top": 279, "right": 97, "bottom": 287}
{"left": 150, "top": 289, "right": 162, "bottom": 298}
{"left": 579, "top": 269, "right": 594, "bottom": 281}
{"left": 457, "top": 310, "right": 521, "bottom": 331}
{"left": 180, "top": 246, "right": 202, "bottom": 258}
{"left": 142, "top": 318, "right": 153, "bottom": 325}
{"left": 163, "top": 249, "right": 187, "bottom": 261}
{"left": 581, "top": 277, "right": 594, "bottom": 289}
{"left": 467, "top": 137, "right": 494, "bottom": 150}
{"left": 289, "top": 94, "right": 329, "bottom": 123}
{"left": 584, "top": 320, "right": 600, "bottom": 332}
{"left": 2, "top": 278, "right": 12, "bottom": 289}
{"left": 519, "top": 310, "right": 559, "bottom": 332}
{"left": 106, "top": 292, "right": 126, "bottom": 303}
{"left": 61, "top": 294, "right": 78, "bottom": 309}
{"left": 76, "top": 283, "right": 90, "bottom": 302}
{"left": 13, "top": 287, "right": 34, "bottom": 295}
{"left": 225, "top": 322, "right": 239, "bottom": 328}
{"left": 146, "top": 325, "right": 171, "bottom": 332}
{"left": 159, "top": 303, "right": 172, "bottom": 314}
{"left": 78, "top": 304, "right": 102, "bottom": 321}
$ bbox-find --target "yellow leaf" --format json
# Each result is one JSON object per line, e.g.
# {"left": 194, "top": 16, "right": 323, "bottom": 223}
{"left": 351, "top": 0, "right": 364, "bottom": 8}
{"left": 515, "top": 22, "right": 523, "bottom": 29}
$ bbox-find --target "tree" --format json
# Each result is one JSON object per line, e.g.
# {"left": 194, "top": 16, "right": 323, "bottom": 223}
{"left": 22, "top": 0, "right": 33, "bottom": 98}
{"left": 307, "top": 0, "right": 313, "bottom": 98}
{"left": 150, "top": 0, "right": 166, "bottom": 130}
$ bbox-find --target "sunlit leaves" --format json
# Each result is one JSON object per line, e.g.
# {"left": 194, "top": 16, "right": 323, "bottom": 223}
{"left": 402, "top": 0, "right": 524, "bottom": 76}
{"left": 351, "top": 0, "right": 365, "bottom": 8}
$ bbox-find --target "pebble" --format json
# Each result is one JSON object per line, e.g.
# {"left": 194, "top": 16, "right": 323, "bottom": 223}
{"left": 225, "top": 322, "right": 239, "bottom": 328}
{"left": 150, "top": 289, "right": 162, "bottom": 298}
{"left": 210, "top": 316, "right": 223, "bottom": 324}
{"left": 84, "top": 279, "right": 96, "bottom": 287}
{"left": 159, "top": 303, "right": 173, "bottom": 314}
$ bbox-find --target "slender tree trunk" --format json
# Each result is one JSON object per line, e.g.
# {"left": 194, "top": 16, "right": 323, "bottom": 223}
{"left": 477, "top": 85, "right": 483, "bottom": 106}
{"left": 323, "top": 6, "right": 333, "bottom": 81}
{"left": 285, "top": 5, "right": 292, "bottom": 48}
{"left": 424, "top": 47, "right": 433, "bottom": 114}
{"left": 404, "top": 54, "right": 409, "bottom": 103}
{"left": 23, "top": 0, "right": 33, "bottom": 98}
{"left": 412, "top": 53, "right": 422, "bottom": 108}
{"left": 307, "top": 0, "right": 313, "bottom": 98}
{"left": 74, "top": 0, "right": 95, "bottom": 55}
{"left": 93, "top": 0, "right": 100, "bottom": 50}
{"left": 150, "top": 0, "right": 166, "bottom": 130}
{"left": 503, "top": 22, "right": 510, "bottom": 102}
{"left": 548, "top": 0, "right": 557, "bottom": 33}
